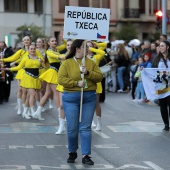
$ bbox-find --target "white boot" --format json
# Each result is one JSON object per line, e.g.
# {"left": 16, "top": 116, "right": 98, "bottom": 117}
{"left": 42, "top": 105, "right": 46, "bottom": 112}
{"left": 22, "top": 107, "right": 31, "bottom": 119}
{"left": 36, "top": 101, "right": 40, "bottom": 107}
{"left": 17, "top": 98, "right": 22, "bottom": 115}
{"left": 32, "top": 106, "right": 44, "bottom": 120}
{"left": 92, "top": 120, "right": 96, "bottom": 127}
{"left": 55, "top": 118, "right": 66, "bottom": 134}
{"left": 49, "top": 99, "right": 53, "bottom": 109}
{"left": 30, "top": 106, "right": 35, "bottom": 117}
{"left": 57, "top": 108, "right": 60, "bottom": 118}
{"left": 95, "top": 116, "right": 102, "bottom": 131}
{"left": 27, "top": 107, "right": 31, "bottom": 117}
{"left": 22, "top": 104, "right": 26, "bottom": 116}
{"left": 42, "top": 102, "right": 48, "bottom": 112}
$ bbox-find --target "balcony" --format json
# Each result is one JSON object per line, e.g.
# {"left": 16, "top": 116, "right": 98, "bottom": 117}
{"left": 118, "top": 8, "right": 157, "bottom": 23}
{"left": 124, "top": 8, "right": 140, "bottom": 18}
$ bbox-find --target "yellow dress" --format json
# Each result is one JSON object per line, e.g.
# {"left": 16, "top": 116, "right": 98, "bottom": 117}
{"left": 39, "top": 49, "right": 65, "bottom": 84}
{"left": 39, "top": 66, "right": 48, "bottom": 76}
{"left": 15, "top": 68, "right": 25, "bottom": 80}
{"left": 4, "top": 49, "right": 43, "bottom": 80}
{"left": 89, "top": 46, "right": 105, "bottom": 94}
{"left": 10, "top": 57, "right": 41, "bottom": 89}
{"left": 39, "top": 41, "right": 66, "bottom": 84}
{"left": 36, "top": 49, "right": 49, "bottom": 76}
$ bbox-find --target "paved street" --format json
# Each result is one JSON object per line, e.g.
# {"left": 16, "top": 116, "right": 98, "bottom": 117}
{"left": 0, "top": 80, "right": 170, "bottom": 170}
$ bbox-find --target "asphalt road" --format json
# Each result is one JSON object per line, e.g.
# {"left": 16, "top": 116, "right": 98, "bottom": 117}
{"left": 0, "top": 80, "right": 169, "bottom": 170}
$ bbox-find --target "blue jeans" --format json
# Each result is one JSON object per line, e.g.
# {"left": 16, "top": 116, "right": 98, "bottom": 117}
{"left": 136, "top": 81, "right": 145, "bottom": 100}
{"left": 62, "top": 91, "right": 96, "bottom": 155}
{"left": 117, "top": 66, "right": 126, "bottom": 90}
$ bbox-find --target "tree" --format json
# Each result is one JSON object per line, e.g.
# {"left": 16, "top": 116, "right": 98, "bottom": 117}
{"left": 115, "top": 22, "right": 137, "bottom": 41}
{"left": 16, "top": 24, "right": 47, "bottom": 43}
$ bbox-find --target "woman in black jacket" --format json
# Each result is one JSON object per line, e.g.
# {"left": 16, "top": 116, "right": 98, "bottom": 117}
{"left": 114, "top": 43, "right": 130, "bottom": 92}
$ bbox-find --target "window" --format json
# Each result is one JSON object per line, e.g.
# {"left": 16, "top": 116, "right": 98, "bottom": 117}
{"left": 79, "top": 0, "right": 89, "bottom": 7}
{"left": 139, "top": 0, "right": 145, "bottom": 14}
{"left": 79, "top": 0, "right": 109, "bottom": 8}
{"left": 92, "top": 0, "right": 100, "bottom": 8}
{"left": 34, "top": 0, "right": 43, "bottom": 14}
{"left": 149, "top": 0, "right": 158, "bottom": 14}
{"left": 4, "top": 0, "right": 27, "bottom": 12}
{"left": 153, "top": 0, "right": 158, "bottom": 12}
{"left": 102, "top": 0, "right": 109, "bottom": 8}
{"left": 59, "top": 0, "right": 69, "bottom": 13}
{"left": 124, "top": 0, "right": 129, "bottom": 8}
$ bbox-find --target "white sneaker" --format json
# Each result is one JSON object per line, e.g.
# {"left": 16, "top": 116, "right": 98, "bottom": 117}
{"left": 138, "top": 99, "right": 145, "bottom": 104}
{"left": 132, "top": 99, "right": 139, "bottom": 103}
{"left": 117, "top": 89, "right": 123, "bottom": 93}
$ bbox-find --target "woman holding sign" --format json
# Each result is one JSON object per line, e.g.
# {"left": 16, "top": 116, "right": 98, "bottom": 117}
{"left": 153, "top": 40, "right": 170, "bottom": 131}
{"left": 58, "top": 39, "right": 103, "bottom": 165}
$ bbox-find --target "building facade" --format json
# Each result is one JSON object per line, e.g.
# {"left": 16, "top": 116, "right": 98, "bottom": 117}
{"left": 52, "top": 0, "right": 170, "bottom": 41}
{"left": 0, "top": 0, "right": 52, "bottom": 47}
{"left": 1, "top": 0, "right": 170, "bottom": 47}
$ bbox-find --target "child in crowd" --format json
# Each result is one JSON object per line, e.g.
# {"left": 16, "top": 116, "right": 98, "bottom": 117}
{"left": 141, "top": 53, "right": 152, "bottom": 68}
{"left": 133, "top": 53, "right": 152, "bottom": 103}
{"left": 133, "top": 57, "right": 145, "bottom": 103}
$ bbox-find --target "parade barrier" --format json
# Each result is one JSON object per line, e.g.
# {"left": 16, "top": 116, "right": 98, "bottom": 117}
{"left": 100, "top": 65, "right": 111, "bottom": 78}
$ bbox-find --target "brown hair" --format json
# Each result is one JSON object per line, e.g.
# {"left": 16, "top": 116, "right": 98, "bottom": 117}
{"left": 66, "top": 39, "right": 84, "bottom": 59}
{"left": 153, "top": 40, "right": 170, "bottom": 68}
{"left": 117, "top": 43, "right": 129, "bottom": 60}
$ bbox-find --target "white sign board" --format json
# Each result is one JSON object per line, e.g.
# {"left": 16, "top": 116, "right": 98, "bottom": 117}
{"left": 63, "top": 6, "right": 110, "bottom": 41}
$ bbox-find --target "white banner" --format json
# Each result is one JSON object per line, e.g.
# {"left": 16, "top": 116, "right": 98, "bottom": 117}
{"left": 141, "top": 68, "right": 170, "bottom": 100}
{"left": 63, "top": 6, "right": 110, "bottom": 40}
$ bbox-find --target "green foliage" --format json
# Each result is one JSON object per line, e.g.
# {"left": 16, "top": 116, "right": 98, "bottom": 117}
{"left": 16, "top": 24, "right": 47, "bottom": 43}
{"left": 114, "top": 22, "right": 137, "bottom": 41}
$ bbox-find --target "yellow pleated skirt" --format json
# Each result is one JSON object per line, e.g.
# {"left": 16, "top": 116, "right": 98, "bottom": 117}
{"left": 39, "top": 68, "right": 58, "bottom": 85}
{"left": 39, "top": 67, "right": 48, "bottom": 76}
{"left": 96, "top": 82, "right": 102, "bottom": 94}
{"left": 15, "top": 68, "right": 25, "bottom": 80}
{"left": 20, "top": 73, "right": 41, "bottom": 89}
{"left": 56, "top": 84, "right": 64, "bottom": 92}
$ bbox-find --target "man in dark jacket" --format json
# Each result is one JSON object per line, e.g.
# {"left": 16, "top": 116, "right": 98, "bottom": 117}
{"left": 0, "top": 41, "right": 14, "bottom": 102}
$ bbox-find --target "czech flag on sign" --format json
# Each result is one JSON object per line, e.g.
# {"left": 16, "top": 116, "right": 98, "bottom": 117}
{"left": 97, "top": 33, "right": 106, "bottom": 39}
